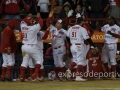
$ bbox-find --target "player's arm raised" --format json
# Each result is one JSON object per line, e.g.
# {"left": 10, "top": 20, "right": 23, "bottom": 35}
{"left": 46, "top": 10, "right": 54, "bottom": 27}
{"left": 36, "top": 13, "right": 43, "bottom": 27}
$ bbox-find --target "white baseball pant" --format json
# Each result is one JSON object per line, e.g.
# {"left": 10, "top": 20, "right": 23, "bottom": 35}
{"left": 70, "top": 44, "right": 86, "bottom": 66}
{"left": 2, "top": 53, "right": 15, "bottom": 67}
{"left": 101, "top": 43, "right": 117, "bottom": 65}
{"left": 28, "top": 48, "right": 44, "bottom": 69}
{"left": 53, "top": 45, "right": 66, "bottom": 67}
{"left": 21, "top": 44, "right": 42, "bottom": 68}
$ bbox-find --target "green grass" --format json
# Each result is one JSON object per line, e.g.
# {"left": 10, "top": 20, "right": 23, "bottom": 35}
{"left": 0, "top": 79, "right": 120, "bottom": 90}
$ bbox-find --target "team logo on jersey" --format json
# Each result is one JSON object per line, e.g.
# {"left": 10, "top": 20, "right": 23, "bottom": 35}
{"left": 59, "top": 31, "right": 64, "bottom": 35}
{"left": 58, "top": 50, "right": 62, "bottom": 54}
{"left": 111, "top": 28, "right": 116, "bottom": 33}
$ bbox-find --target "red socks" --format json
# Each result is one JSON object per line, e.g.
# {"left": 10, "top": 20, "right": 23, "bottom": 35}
{"left": 30, "top": 68, "right": 35, "bottom": 77}
{"left": 55, "top": 67, "right": 60, "bottom": 79}
{"left": 83, "top": 65, "right": 87, "bottom": 73}
{"left": 69, "top": 62, "right": 76, "bottom": 71}
{"left": 32, "top": 64, "right": 41, "bottom": 77}
{"left": 1, "top": 67, "right": 7, "bottom": 79}
{"left": 76, "top": 65, "right": 83, "bottom": 76}
{"left": 60, "top": 67, "right": 66, "bottom": 78}
{"left": 20, "top": 66, "right": 26, "bottom": 80}
{"left": 111, "top": 65, "right": 116, "bottom": 74}
{"left": 7, "top": 66, "right": 13, "bottom": 79}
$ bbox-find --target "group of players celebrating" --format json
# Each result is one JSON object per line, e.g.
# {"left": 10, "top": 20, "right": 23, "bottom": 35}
{"left": 0, "top": 10, "right": 120, "bottom": 82}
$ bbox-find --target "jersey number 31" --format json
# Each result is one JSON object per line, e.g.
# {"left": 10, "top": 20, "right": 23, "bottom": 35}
{"left": 72, "top": 32, "right": 76, "bottom": 37}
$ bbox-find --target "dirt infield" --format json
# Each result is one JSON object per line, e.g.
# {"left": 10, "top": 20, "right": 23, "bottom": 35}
{"left": 0, "top": 79, "right": 120, "bottom": 90}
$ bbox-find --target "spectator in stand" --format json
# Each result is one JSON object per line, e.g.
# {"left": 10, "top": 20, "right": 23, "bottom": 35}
{"left": 108, "top": 0, "right": 120, "bottom": 26}
{"left": 58, "top": 2, "right": 73, "bottom": 19}
{"left": 58, "top": 2, "right": 73, "bottom": 29}
{"left": 67, "top": 0, "right": 83, "bottom": 11}
{"left": 37, "top": 0, "right": 50, "bottom": 19}
{"left": 72, "top": 4, "right": 87, "bottom": 19}
{"left": 86, "top": 0, "right": 109, "bottom": 30}
{"left": 3, "top": 0, "right": 30, "bottom": 19}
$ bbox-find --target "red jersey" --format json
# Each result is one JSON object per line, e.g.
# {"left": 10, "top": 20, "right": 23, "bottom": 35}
{"left": 3, "top": 0, "right": 30, "bottom": 14}
{"left": 87, "top": 53, "right": 102, "bottom": 77}
{"left": 0, "top": 19, "right": 17, "bottom": 53}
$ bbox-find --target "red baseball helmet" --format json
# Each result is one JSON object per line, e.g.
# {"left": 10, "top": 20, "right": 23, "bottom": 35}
{"left": 22, "top": 16, "right": 34, "bottom": 25}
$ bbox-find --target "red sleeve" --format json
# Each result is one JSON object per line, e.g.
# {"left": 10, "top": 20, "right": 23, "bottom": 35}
{"left": 22, "top": 0, "right": 30, "bottom": 10}
{"left": 46, "top": 17, "right": 52, "bottom": 27}
{"left": 112, "top": 33, "right": 120, "bottom": 38}
{"left": 38, "top": 17, "right": 43, "bottom": 27}
{"left": 4, "top": 30, "right": 12, "bottom": 49}
{"left": 84, "top": 23, "right": 94, "bottom": 36}
{"left": 42, "top": 31, "right": 50, "bottom": 40}
{"left": 96, "top": 24, "right": 102, "bottom": 32}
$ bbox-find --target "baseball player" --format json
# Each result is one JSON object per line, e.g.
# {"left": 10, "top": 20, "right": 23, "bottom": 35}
{"left": 20, "top": 13, "right": 43, "bottom": 82}
{"left": 46, "top": 11, "right": 68, "bottom": 81}
{"left": 0, "top": 19, "right": 17, "bottom": 81}
{"left": 28, "top": 28, "right": 50, "bottom": 81}
{"left": 65, "top": 14, "right": 94, "bottom": 80}
{"left": 66, "top": 17, "right": 98, "bottom": 81}
{"left": 86, "top": 47, "right": 102, "bottom": 78}
{"left": 97, "top": 16, "right": 120, "bottom": 79}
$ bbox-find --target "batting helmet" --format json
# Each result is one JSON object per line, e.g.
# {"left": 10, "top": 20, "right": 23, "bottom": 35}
{"left": 22, "top": 16, "right": 34, "bottom": 25}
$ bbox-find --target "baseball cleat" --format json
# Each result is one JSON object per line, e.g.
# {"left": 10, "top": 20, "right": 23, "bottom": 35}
{"left": 27, "top": 77, "right": 35, "bottom": 81}
{"left": 40, "top": 76, "right": 44, "bottom": 82}
{"left": 111, "top": 74, "right": 116, "bottom": 80}
{"left": 20, "top": 78, "right": 25, "bottom": 82}
{"left": 32, "top": 74, "right": 41, "bottom": 81}
{"left": 75, "top": 76, "right": 87, "bottom": 81}
{"left": 59, "top": 77, "right": 66, "bottom": 81}
{"left": 66, "top": 69, "right": 71, "bottom": 80}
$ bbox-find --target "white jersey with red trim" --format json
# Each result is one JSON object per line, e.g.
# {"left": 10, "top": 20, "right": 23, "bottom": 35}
{"left": 37, "top": 31, "right": 44, "bottom": 49}
{"left": 50, "top": 25, "right": 67, "bottom": 48}
{"left": 101, "top": 24, "right": 120, "bottom": 44}
{"left": 67, "top": 25, "right": 90, "bottom": 44}
{"left": 21, "top": 21, "right": 41, "bottom": 44}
